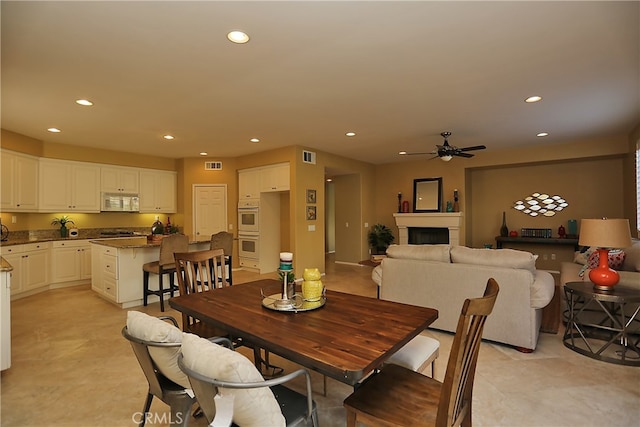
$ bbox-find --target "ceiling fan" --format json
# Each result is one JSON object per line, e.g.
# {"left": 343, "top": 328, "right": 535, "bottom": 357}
{"left": 400, "top": 131, "right": 486, "bottom": 161}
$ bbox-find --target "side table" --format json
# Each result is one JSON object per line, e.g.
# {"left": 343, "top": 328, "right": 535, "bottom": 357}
{"left": 563, "top": 281, "right": 640, "bottom": 366}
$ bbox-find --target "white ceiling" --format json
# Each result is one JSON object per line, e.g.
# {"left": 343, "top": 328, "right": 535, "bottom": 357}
{"left": 2, "top": 1, "right": 639, "bottom": 165}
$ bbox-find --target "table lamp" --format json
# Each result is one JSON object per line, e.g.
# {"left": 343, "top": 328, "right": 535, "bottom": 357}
{"left": 578, "top": 218, "right": 632, "bottom": 291}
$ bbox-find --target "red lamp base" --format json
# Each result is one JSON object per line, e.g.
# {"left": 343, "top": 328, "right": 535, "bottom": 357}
{"left": 588, "top": 248, "right": 620, "bottom": 291}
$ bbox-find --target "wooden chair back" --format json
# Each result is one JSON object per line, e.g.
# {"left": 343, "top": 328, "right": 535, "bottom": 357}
{"left": 174, "top": 249, "right": 229, "bottom": 337}
{"left": 437, "top": 278, "right": 499, "bottom": 426}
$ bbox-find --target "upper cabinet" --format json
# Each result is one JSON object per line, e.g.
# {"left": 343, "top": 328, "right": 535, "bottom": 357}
{"left": 101, "top": 166, "right": 139, "bottom": 193}
{"left": 239, "top": 163, "right": 290, "bottom": 199}
{"left": 238, "top": 169, "right": 260, "bottom": 199}
{"left": 139, "top": 170, "right": 177, "bottom": 213}
{"left": 39, "top": 159, "right": 101, "bottom": 212}
{"left": 259, "top": 163, "right": 290, "bottom": 193}
{"left": 0, "top": 150, "right": 39, "bottom": 212}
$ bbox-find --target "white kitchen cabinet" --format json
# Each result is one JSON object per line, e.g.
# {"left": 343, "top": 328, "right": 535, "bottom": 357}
{"left": 139, "top": 170, "right": 177, "bottom": 213}
{"left": 51, "top": 240, "right": 91, "bottom": 284}
{"left": 259, "top": 163, "right": 290, "bottom": 192}
{"left": 101, "top": 166, "right": 139, "bottom": 193}
{"left": 238, "top": 168, "right": 260, "bottom": 199}
{"left": 39, "top": 159, "right": 100, "bottom": 212}
{"left": 91, "top": 244, "right": 118, "bottom": 302}
{"left": 0, "top": 242, "right": 50, "bottom": 296}
{"left": 1, "top": 150, "right": 39, "bottom": 212}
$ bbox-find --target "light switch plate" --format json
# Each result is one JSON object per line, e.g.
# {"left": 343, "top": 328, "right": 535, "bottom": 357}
{"left": 308, "top": 225, "right": 316, "bottom": 231}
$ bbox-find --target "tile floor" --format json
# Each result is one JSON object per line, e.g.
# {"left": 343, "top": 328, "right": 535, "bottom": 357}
{"left": 1, "top": 256, "right": 638, "bottom": 426}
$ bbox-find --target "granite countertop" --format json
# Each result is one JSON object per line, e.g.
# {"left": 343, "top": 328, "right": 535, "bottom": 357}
{"left": 89, "top": 237, "right": 210, "bottom": 249}
{"left": 1, "top": 257, "right": 13, "bottom": 272}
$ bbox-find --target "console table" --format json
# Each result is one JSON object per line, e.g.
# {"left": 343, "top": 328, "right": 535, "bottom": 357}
{"left": 495, "top": 236, "right": 579, "bottom": 250}
{"left": 563, "top": 281, "right": 640, "bottom": 366}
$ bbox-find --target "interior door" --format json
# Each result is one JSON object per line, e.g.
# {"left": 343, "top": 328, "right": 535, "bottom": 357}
{"left": 193, "top": 185, "right": 227, "bottom": 240}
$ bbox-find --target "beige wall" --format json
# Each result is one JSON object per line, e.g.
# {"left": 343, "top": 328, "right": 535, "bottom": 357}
{"left": 373, "top": 134, "right": 635, "bottom": 246}
{"left": 2, "top": 127, "right": 638, "bottom": 272}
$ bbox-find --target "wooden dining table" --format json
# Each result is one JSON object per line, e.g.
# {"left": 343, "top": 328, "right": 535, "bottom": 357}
{"left": 169, "top": 279, "right": 438, "bottom": 386}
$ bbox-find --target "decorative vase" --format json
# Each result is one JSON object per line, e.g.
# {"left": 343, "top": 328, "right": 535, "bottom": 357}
{"left": 60, "top": 225, "right": 68, "bottom": 238}
{"left": 500, "top": 211, "right": 509, "bottom": 237}
{"left": 302, "top": 268, "right": 323, "bottom": 301}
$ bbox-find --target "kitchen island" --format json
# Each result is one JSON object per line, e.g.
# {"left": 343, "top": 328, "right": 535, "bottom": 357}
{"left": 90, "top": 237, "right": 209, "bottom": 308}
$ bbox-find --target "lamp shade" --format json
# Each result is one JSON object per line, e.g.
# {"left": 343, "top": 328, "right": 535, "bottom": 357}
{"left": 578, "top": 218, "right": 632, "bottom": 249}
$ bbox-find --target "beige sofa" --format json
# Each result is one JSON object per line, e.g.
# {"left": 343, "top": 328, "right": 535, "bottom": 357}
{"left": 372, "top": 244, "right": 555, "bottom": 351}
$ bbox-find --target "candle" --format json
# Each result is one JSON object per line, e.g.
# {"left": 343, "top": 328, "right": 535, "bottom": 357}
{"left": 279, "top": 252, "right": 293, "bottom": 261}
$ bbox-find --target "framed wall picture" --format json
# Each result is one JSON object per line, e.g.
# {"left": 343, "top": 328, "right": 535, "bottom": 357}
{"left": 306, "top": 205, "right": 317, "bottom": 221}
{"left": 306, "top": 189, "right": 317, "bottom": 204}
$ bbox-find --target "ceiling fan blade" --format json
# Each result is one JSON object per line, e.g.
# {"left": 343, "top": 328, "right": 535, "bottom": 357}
{"left": 402, "top": 152, "right": 434, "bottom": 156}
{"left": 454, "top": 152, "right": 474, "bottom": 158}
{"left": 459, "top": 145, "right": 486, "bottom": 152}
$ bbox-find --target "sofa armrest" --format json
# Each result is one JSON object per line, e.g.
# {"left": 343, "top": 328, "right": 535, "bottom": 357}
{"left": 531, "top": 270, "right": 555, "bottom": 309}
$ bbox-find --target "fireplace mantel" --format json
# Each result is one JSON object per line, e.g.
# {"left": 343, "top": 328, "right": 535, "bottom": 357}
{"left": 393, "top": 212, "right": 463, "bottom": 246}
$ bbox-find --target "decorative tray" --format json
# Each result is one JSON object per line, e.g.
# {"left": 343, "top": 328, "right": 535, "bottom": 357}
{"left": 261, "top": 292, "right": 326, "bottom": 313}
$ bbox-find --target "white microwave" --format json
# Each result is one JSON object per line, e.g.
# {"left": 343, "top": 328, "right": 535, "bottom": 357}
{"left": 101, "top": 193, "right": 140, "bottom": 212}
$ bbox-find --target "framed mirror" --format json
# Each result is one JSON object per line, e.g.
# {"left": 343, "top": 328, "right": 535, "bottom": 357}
{"left": 413, "top": 177, "right": 442, "bottom": 212}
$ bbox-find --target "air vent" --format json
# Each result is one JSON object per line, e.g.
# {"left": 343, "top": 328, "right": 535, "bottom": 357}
{"left": 204, "top": 161, "right": 222, "bottom": 170}
{"left": 302, "top": 150, "right": 316, "bottom": 164}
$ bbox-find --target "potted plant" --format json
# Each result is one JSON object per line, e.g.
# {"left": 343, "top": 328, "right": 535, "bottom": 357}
{"left": 51, "top": 215, "right": 74, "bottom": 238}
{"left": 368, "top": 223, "right": 395, "bottom": 255}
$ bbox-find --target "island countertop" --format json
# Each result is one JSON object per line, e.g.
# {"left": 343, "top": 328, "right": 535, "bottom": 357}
{"left": 89, "top": 236, "right": 210, "bottom": 249}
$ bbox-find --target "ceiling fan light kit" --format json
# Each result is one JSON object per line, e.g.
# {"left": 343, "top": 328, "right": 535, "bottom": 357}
{"left": 401, "top": 131, "right": 487, "bottom": 161}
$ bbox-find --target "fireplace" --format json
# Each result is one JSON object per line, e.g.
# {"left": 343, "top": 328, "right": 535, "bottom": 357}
{"left": 393, "top": 212, "right": 463, "bottom": 246}
{"left": 408, "top": 227, "right": 449, "bottom": 244}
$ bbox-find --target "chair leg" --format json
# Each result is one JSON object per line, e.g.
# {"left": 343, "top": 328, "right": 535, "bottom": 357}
{"left": 140, "top": 392, "right": 154, "bottom": 427}
{"left": 143, "top": 271, "right": 150, "bottom": 306}
{"left": 169, "top": 271, "right": 175, "bottom": 298}
{"left": 169, "top": 397, "right": 195, "bottom": 427}
{"left": 346, "top": 408, "right": 357, "bottom": 427}
{"left": 158, "top": 272, "right": 165, "bottom": 312}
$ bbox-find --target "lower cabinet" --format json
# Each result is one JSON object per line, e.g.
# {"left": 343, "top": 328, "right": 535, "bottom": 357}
{"left": 0, "top": 242, "right": 50, "bottom": 296}
{"left": 51, "top": 240, "right": 91, "bottom": 284}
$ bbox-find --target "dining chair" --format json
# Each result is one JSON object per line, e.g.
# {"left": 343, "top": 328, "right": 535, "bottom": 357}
{"left": 343, "top": 278, "right": 500, "bottom": 427}
{"left": 174, "top": 249, "right": 230, "bottom": 339}
{"left": 178, "top": 333, "right": 319, "bottom": 427}
{"left": 210, "top": 231, "right": 233, "bottom": 286}
{"left": 122, "top": 313, "right": 195, "bottom": 427}
{"left": 143, "top": 233, "right": 189, "bottom": 312}
{"left": 174, "top": 248, "right": 283, "bottom": 379}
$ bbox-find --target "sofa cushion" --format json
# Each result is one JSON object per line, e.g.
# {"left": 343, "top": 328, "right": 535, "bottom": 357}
{"left": 450, "top": 246, "right": 538, "bottom": 272}
{"left": 126, "top": 311, "right": 190, "bottom": 388}
{"left": 386, "top": 244, "right": 451, "bottom": 263}
{"left": 621, "top": 239, "right": 640, "bottom": 272}
{"left": 181, "top": 333, "right": 285, "bottom": 427}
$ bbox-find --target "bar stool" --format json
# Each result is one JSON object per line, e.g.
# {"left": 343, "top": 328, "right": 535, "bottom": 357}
{"left": 143, "top": 234, "right": 189, "bottom": 312}
{"left": 210, "top": 231, "right": 233, "bottom": 286}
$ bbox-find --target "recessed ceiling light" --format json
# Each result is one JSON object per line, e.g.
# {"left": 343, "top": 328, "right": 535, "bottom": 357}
{"left": 250, "top": 138, "right": 260, "bottom": 143}
{"left": 47, "top": 128, "right": 61, "bottom": 133}
{"left": 537, "top": 132, "right": 549, "bottom": 137}
{"left": 75, "top": 99, "right": 93, "bottom": 106}
{"left": 200, "top": 152, "right": 208, "bottom": 156}
{"left": 525, "top": 95, "right": 542, "bottom": 103}
{"left": 227, "top": 31, "right": 250, "bottom": 44}
{"left": 346, "top": 132, "right": 356, "bottom": 137}
{"left": 326, "top": 178, "right": 333, "bottom": 182}
{"left": 163, "top": 135, "right": 174, "bottom": 140}
{"left": 398, "top": 151, "right": 407, "bottom": 155}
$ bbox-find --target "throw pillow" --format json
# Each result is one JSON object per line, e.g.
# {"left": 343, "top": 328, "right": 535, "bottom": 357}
{"left": 181, "top": 333, "right": 285, "bottom": 427}
{"left": 586, "top": 249, "right": 626, "bottom": 270}
{"left": 126, "top": 311, "right": 190, "bottom": 388}
{"left": 620, "top": 239, "right": 640, "bottom": 272}
{"left": 450, "top": 246, "right": 538, "bottom": 272}
{"left": 386, "top": 244, "right": 451, "bottom": 263}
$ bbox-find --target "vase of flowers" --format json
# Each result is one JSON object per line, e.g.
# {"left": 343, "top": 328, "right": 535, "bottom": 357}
{"left": 51, "top": 215, "right": 74, "bottom": 238}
